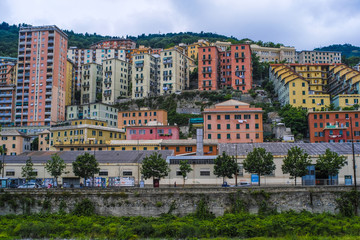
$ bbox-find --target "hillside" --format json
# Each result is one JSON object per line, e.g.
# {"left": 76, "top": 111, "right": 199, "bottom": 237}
{"left": 314, "top": 44, "right": 360, "bottom": 57}
{"left": 0, "top": 21, "right": 287, "bottom": 58}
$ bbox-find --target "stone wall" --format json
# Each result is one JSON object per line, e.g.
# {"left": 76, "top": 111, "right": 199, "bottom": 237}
{"left": 0, "top": 186, "right": 356, "bottom": 217}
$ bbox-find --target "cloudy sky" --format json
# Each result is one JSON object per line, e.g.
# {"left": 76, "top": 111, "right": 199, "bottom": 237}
{"left": 1, "top": 0, "right": 359, "bottom": 50}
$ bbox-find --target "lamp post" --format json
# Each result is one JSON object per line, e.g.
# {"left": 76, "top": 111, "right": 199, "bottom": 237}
{"left": 1, "top": 147, "right": 6, "bottom": 178}
{"left": 350, "top": 117, "right": 357, "bottom": 189}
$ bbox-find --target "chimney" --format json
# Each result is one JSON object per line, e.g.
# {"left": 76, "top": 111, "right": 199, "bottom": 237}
{"left": 196, "top": 128, "right": 204, "bottom": 156}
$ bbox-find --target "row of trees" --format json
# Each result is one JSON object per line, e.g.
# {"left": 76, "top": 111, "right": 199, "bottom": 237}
{"left": 19, "top": 147, "right": 347, "bottom": 187}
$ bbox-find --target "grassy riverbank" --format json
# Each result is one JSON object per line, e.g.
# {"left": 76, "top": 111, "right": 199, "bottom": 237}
{"left": 1, "top": 211, "right": 360, "bottom": 239}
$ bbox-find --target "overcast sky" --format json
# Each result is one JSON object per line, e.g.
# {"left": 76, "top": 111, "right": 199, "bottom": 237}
{"left": 1, "top": 0, "right": 359, "bottom": 50}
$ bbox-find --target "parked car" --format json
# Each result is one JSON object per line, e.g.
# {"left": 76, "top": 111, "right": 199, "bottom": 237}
{"left": 18, "top": 183, "right": 39, "bottom": 188}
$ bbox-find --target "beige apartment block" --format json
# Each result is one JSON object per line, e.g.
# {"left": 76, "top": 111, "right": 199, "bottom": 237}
{"left": 297, "top": 51, "right": 341, "bottom": 64}
{"left": 160, "top": 49, "right": 190, "bottom": 95}
{"left": 67, "top": 48, "right": 127, "bottom": 91}
{"left": 38, "top": 129, "right": 50, "bottom": 151}
{"left": 0, "top": 130, "right": 31, "bottom": 155}
{"left": 251, "top": 44, "right": 296, "bottom": 63}
{"left": 81, "top": 63, "right": 103, "bottom": 104}
{"left": 132, "top": 53, "right": 160, "bottom": 99}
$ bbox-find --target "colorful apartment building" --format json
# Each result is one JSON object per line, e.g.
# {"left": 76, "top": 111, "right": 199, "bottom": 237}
{"left": 160, "top": 49, "right": 190, "bottom": 95}
{"left": 0, "top": 130, "right": 31, "bottom": 155}
{"left": 90, "top": 39, "right": 136, "bottom": 50}
{"left": 270, "top": 64, "right": 330, "bottom": 110}
{"left": 187, "top": 39, "right": 210, "bottom": 60}
{"left": 203, "top": 100, "right": 263, "bottom": 143}
{"left": 81, "top": 63, "right": 103, "bottom": 104}
{"left": 102, "top": 58, "right": 130, "bottom": 104}
{"left": 118, "top": 109, "right": 168, "bottom": 129}
{"left": 67, "top": 47, "right": 127, "bottom": 92}
{"left": 50, "top": 119, "right": 125, "bottom": 150}
{"left": 198, "top": 44, "right": 253, "bottom": 92}
{"left": 251, "top": 44, "right": 296, "bottom": 63}
{"left": 16, "top": 25, "right": 68, "bottom": 127}
{"left": 65, "top": 59, "right": 75, "bottom": 106}
{"left": 38, "top": 129, "right": 50, "bottom": 151}
{"left": 327, "top": 64, "right": 360, "bottom": 98}
{"left": 0, "top": 84, "right": 15, "bottom": 127}
{"left": 308, "top": 110, "right": 360, "bottom": 143}
{"left": 160, "top": 139, "right": 218, "bottom": 156}
{"left": 296, "top": 51, "right": 341, "bottom": 64}
{"left": 66, "top": 103, "right": 118, "bottom": 128}
{"left": 131, "top": 53, "right": 160, "bottom": 99}
{"left": 0, "top": 60, "right": 17, "bottom": 85}
{"left": 126, "top": 125, "right": 179, "bottom": 140}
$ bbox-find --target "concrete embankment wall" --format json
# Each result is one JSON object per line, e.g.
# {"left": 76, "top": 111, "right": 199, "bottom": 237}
{"left": 0, "top": 186, "right": 356, "bottom": 216}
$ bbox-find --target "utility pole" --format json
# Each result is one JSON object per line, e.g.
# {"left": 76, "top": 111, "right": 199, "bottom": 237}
{"left": 350, "top": 117, "right": 358, "bottom": 216}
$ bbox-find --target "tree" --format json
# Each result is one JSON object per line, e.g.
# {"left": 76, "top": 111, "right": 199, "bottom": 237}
{"left": 30, "top": 137, "right": 38, "bottom": 151}
{"left": 179, "top": 160, "right": 192, "bottom": 187}
{"left": 45, "top": 153, "right": 68, "bottom": 187}
{"left": 22, "top": 157, "right": 37, "bottom": 182}
{"left": 281, "top": 146, "right": 312, "bottom": 186}
{"left": 213, "top": 152, "right": 239, "bottom": 184}
{"left": 278, "top": 104, "right": 308, "bottom": 138}
{"left": 72, "top": 152, "right": 100, "bottom": 187}
{"left": 316, "top": 148, "right": 347, "bottom": 185}
{"left": 140, "top": 152, "right": 170, "bottom": 186}
{"left": 243, "top": 147, "right": 276, "bottom": 186}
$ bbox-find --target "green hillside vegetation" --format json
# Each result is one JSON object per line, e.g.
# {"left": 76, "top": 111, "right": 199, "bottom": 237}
{"left": 315, "top": 44, "right": 360, "bottom": 58}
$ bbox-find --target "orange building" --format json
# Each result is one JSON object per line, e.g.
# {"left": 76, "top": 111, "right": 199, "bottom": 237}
{"left": 203, "top": 100, "right": 263, "bottom": 143}
{"left": 198, "top": 44, "right": 252, "bottom": 92}
{"left": 118, "top": 109, "right": 168, "bottom": 129}
{"left": 0, "top": 130, "right": 31, "bottom": 155}
{"left": 161, "top": 139, "right": 218, "bottom": 156}
{"left": 16, "top": 25, "right": 68, "bottom": 127}
{"left": 308, "top": 110, "right": 360, "bottom": 143}
{"left": 90, "top": 39, "right": 136, "bottom": 50}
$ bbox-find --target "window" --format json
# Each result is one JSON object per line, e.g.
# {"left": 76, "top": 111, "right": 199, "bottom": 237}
{"left": 6, "top": 170, "right": 15, "bottom": 176}
{"left": 217, "top": 124, "right": 221, "bottom": 129}
{"left": 256, "top": 133, "right": 259, "bottom": 139}
{"left": 255, "top": 114, "right": 258, "bottom": 119}
{"left": 92, "top": 131, "right": 96, "bottom": 136}
{"left": 208, "top": 134, "right": 211, "bottom": 139}
{"left": 217, "top": 115, "right": 221, "bottom": 120}
{"left": 12, "top": 144, "right": 15, "bottom": 148}
{"left": 207, "top": 115, "right": 211, "bottom": 120}
{"left": 227, "top": 124, "right": 230, "bottom": 129}
{"left": 176, "top": 146, "right": 180, "bottom": 152}
{"left": 123, "top": 171, "right": 133, "bottom": 176}
{"left": 326, "top": 114, "right": 329, "bottom": 119}
{"left": 246, "top": 124, "right": 249, "bottom": 129}
{"left": 255, "top": 123, "right": 259, "bottom": 129}
{"left": 236, "top": 124, "right": 240, "bottom": 129}
{"left": 225, "top": 115, "right": 230, "bottom": 120}
{"left": 99, "top": 171, "right": 108, "bottom": 176}
{"left": 185, "top": 147, "right": 193, "bottom": 152}
{"left": 207, "top": 124, "right": 211, "bottom": 130}
{"left": 246, "top": 134, "right": 250, "bottom": 139}
{"left": 217, "top": 134, "right": 221, "bottom": 139}
{"left": 314, "top": 123, "right": 318, "bottom": 128}
{"left": 200, "top": 170, "right": 210, "bottom": 176}
{"left": 227, "top": 134, "right": 231, "bottom": 139}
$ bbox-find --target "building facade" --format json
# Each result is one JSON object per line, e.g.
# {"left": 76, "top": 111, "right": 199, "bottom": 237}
{"left": 118, "top": 109, "right": 168, "bottom": 129}
{"left": 90, "top": 39, "right": 136, "bottom": 50}
{"left": 126, "top": 125, "right": 179, "bottom": 140}
{"left": 65, "top": 59, "right": 75, "bottom": 106}
{"left": 102, "top": 58, "right": 129, "bottom": 104}
{"left": 16, "top": 25, "right": 68, "bottom": 127}
{"left": 203, "top": 100, "right": 263, "bottom": 143}
{"left": 50, "top": 119, "right": 125, "bottom": 150}
{"left": 251, "top": 44, "right": 296, "bottom": 63}
{"left": 297, "top": 51, "right": 341, "bottom": 64}
{"left": 161, "top": 139, "right": 218, "bottom": 156}
{"left": 0, "top": 84, "right": 15, "bottom": 127}
{"left": 81, "top": 63, "right": 103, "bottom": 104}
{"left": 37, "top": 129, "right": 50, "bottom": 151}
{"left": 308, "top": 110, "right": 360, "bottom": 143}
{"left": 131, "top": 53, "right": 160, "bottom": 99}
{"left": 0, "top": 130, "right": 31, "bottom": 155}
{"left": 66, "top": 103, "right": 118, "bottom": 128}
{"left": 160, "top": 49, "right": 190, "bottom": 95}
{"left": 198, "top": 44, "right": 252, "bottom": 92}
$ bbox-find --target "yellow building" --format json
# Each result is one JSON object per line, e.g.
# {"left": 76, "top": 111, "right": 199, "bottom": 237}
{"left": 187, "top": 40, "right": 210, "bottom": 60}
{"left": 38, "top": 129, "right": 51, "bottom": 151}
{"left": 290, "top": 64, "right": 329, "bottom": 94}
{"left": 270, "top": 64, "right": 330, "bottom": 110}
{"left": 50, "top": 119, "right": 125, "bottom": 151}
{"left": 66, "top": 59, "right": 75, "bottom": 106}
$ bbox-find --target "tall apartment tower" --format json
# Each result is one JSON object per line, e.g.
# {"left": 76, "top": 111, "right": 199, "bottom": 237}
{"left": 132, "top": 53, "right": 160, "bottom": 99}
{"left": 160, "top": 49, "right": 190, "bottom": 95}
{"left": 16, "top": 25, "right": 68, "bottom": 127}
{"left": 102, "top": 58, "right": 129, "bottom": 104}
{"left": 81, "top": 63, "right": 103, "bottom": 104}
{"left": 198, "top": 44, "right": 252, "bottom": 92}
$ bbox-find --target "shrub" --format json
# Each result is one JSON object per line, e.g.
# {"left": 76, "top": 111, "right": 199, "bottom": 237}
{"left": 72, "top": 198, "right": 95, "bottom": 216}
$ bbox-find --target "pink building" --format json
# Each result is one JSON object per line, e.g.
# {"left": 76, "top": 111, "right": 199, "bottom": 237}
{"left": 126, "top": 125, "right": 179, "bottom": 140}
{"left": 16, "top": 25, "right": 68, "bottom": 127}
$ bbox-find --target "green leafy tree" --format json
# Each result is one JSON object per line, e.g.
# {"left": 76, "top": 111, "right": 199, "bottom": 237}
{"left": 316, "top": 149, "right": 347, "bottom": 185}
{"left": 282, "top": 146, "right": 312, "bottom": 186}
{"left": 278, "top": 104, "right": 308, "bottom": 137}
{"left": 45, "top": 153, "right": 68, "bottom": 187}
{"left": 141, "top": 152, "right": 170, "bottom": 186}
{"left": 213, "top": 152, "right": 239, "bottom": 184}
{"left": 243, "top": 147, "right": 275, "bottom": 186}
{"left": 21, "top": 157, "right": 37, "bottom": 182}
{"left": 179, "top": 160, "right": 192, "bottom": 187}
{"left": 72, "top": 152, "right": 100, "bottom": 187}
{"left": 30, "top": 137, "right": 38, "bottom": 151}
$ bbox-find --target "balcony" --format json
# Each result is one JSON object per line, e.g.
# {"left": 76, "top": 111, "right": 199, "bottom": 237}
{"left": 48, "top": 33, "right": 54, "bottom": 37}
{"left": 46, "top": 78, "right": 53, "bottom": 82}
{"left": 235, "top": 54, "right": 246, "bottom": 59}
{"left": 135, "top": 76, "right": 144, "bottom": 80}
{"left": 46, "top": 85, "right": 52, "bottom": 89}
{"left": 45, "top": 104, "right": 52, "bottom": 108}
{"left": 47, "top": 59, "right": 53, "bottom": 63}
{"left": 202, "top": 69, "right": 212, "bottom": 73}
{"left": 48, "top": 47, "right": 54, "bottom": 50}
{"left": 163, "top": 57, "right": 173, "bottom": 64}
